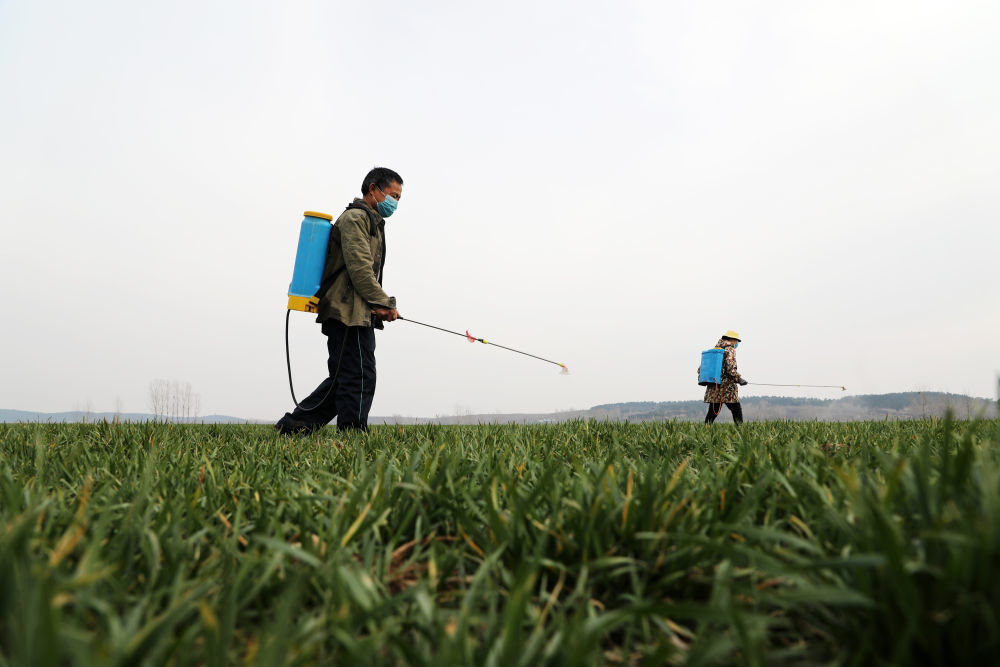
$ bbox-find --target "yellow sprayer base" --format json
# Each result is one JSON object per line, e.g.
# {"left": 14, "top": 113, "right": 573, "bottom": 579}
{"left": 287, "top": 295, "right": 320, "bottom": 313}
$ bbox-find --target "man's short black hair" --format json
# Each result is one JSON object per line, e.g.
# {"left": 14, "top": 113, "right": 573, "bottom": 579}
{"left": 361, "top": 167, "right": 403, "bottom": 195}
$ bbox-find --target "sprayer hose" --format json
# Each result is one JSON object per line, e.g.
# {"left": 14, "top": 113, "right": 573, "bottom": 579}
{"left": 285, "top": 310, "right": 302, "bottom": 406}
{"left": 285, "top": 309, "right": 346, "bottom": 411}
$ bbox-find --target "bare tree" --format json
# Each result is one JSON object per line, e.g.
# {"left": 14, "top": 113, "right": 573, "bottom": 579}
{"left": 149, "top": 379, "right": 169, "bottom": 420}
{"left": 177, "top": 381, "right": 196, "bottom": 421}
{"left": 149, "top": 379, "right": 201, "bottom": 422}
{"left": 169, "top": 381, "right": 178, "bottom": 422}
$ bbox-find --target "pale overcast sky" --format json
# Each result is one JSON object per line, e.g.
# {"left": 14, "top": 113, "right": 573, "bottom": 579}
{"left": 1, "top": 1, "right": 998, "bottom": 419}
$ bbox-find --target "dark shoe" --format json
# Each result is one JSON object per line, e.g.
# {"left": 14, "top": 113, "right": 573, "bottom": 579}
{"left": 274, "top": 414, "right": 318, "bottom": 436}
{"left": 336, "top": 421, "right": 368, "bottom": 433}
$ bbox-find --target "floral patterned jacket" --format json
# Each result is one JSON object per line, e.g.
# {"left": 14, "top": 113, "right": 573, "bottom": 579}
{"left": 701, "top": 338, "right": 743, "bottom": 403}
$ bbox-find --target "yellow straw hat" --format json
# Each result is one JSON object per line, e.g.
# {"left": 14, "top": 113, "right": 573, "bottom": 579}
{"left": 723, "top": 330, "right": 741, "bottom": 341}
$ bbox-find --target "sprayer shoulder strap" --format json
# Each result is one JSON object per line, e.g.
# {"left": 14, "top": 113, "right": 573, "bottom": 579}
{"left": 318, "top": 204, "right": 383, "bottom": 298}
{"left": 343, "top": 202, "right": 379, "bottom": 236}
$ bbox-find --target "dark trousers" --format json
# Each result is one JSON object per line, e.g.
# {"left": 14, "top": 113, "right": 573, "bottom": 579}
{"left": 280, "top": 320, "right": 377, "bottom": 432}
{"left": 705, "top": 402, "right": 743, "bottom": 424}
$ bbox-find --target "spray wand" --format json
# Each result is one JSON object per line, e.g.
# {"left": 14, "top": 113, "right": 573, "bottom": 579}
{"left": 397, "top": 316, "right": 569, "bottom": 374}
{"left": 748, "top": 382, "right": 846, "bottom": 391}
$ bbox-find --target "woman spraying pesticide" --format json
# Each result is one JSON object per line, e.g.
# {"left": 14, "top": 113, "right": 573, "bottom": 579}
{"left": 698, "top": 330, "right": 748, "bottom": 424}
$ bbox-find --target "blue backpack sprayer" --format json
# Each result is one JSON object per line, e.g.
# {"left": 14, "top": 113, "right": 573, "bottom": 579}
{"left": 698, "top": 348, "right": 725, "bottom": 386}
{"left": 284, "top": 211, "right": 336, "bottom": 409}
{"left": 284, "top": 210, "right": 569, "bottom": 407}
{"left": 287, "top": 211, "right": 333, "bottom": 314}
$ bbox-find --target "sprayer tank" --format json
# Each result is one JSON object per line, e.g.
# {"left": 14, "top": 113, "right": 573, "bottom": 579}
{"left": 287, "top": 211, "right": 333, "bottom": 312}
{"left": 698, "top": 348, "right": 725, "bottom": 386}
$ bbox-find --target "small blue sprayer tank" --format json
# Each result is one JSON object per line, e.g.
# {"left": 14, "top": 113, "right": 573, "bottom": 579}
{"left": 698, "top": 348, "right": 725, "bottom": 386}
{"left": 287, "top": 211, "right": 333, "bottom": 312}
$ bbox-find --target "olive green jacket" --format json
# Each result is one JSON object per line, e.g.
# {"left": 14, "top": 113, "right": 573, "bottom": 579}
{"left": 315, "top": 199, "right": 395, "bottom": 329}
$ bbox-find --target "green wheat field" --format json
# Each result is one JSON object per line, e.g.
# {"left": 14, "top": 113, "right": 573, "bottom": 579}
{"left": 2, "top": 418, "right": 998, "bottom": 665}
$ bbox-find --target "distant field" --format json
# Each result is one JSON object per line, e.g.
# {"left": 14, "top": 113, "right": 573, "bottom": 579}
{"left": 1, "top": 419, "right": 998, "bottom": 665}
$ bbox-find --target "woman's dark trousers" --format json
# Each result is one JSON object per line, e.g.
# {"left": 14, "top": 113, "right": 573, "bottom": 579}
{"left": 705, "top": 402, "right": 743, "bottom": 424}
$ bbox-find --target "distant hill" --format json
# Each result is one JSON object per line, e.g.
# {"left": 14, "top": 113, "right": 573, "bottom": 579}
{"left": 372, "top": 392, "right": 999, "bottom": 425}
{"left": 0, "top": 410, "right": 259, "bottom": 424}
{"left": 3, "top": 392, "right": 996, "bottom": 425}
{"left": 583, "top": 392, "right": 998, "bottom": 423}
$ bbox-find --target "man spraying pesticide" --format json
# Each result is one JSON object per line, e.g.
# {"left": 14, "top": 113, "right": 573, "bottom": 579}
{"left": 276, "top": 167, "right": 403, "bottom": 435}
{"left": 277, "top": 167, "right": 569, "bottom": 435}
